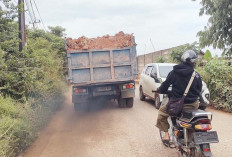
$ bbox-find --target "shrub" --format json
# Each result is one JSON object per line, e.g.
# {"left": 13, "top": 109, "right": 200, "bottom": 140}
{"left": 198, "top": 58, "right": 232, "bottom": 111}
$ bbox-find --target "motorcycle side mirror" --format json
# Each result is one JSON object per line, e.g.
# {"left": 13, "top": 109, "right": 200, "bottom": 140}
{"left": 150, "top": 73, "right": 160, "bottom": 83}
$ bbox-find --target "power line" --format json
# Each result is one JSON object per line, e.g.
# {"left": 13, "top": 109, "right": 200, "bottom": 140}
{"left": 29, "top": 0, "right": 36, "bottom": 22}
{"left": 32, "top": 0, "right": 47, "bottom": 32}
{"left": 24, "top": 0, "right": 40, "bottom": 29}
{"left": 25, "top": 0, "right": 34, "bottom": 23}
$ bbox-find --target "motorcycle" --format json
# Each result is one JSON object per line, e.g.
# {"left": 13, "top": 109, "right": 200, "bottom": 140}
{"left": 153, "top": 90, "right": 219, "bottom": 157}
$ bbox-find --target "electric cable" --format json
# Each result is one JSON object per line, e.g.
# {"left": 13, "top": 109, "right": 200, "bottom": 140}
{"left": 32, "top": 0, "right": 47, "bottom": 31}
{"left": 29, "top": 0, "right": 36, "bottom": 20}
{"left": 25, "top": 0, "right": 34, "bottom": 23}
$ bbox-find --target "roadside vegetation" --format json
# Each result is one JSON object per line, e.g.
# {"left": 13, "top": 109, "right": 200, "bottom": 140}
{"left": 198, "top": 58, "right": 232, "bottom": 112}
{"left": 0, "top": 1, "right": 67, "bottom": 156}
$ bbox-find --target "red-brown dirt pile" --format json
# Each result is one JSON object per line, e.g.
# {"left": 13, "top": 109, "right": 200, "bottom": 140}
{"left": 66, "top": 31, "right": 136, "bottom": 51}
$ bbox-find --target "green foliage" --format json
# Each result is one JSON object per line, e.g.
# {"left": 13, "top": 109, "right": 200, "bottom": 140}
{"left": 203, "top": 50, "right": 212, "bottom": 62}
{"left": 0, "top": 28, "right": 66, "bottom": 101}
{"left": 48, "top": 26, "right": 66, "bottom": 37}
{"left": 155, "top": 55, "right": 173, "bottom": 63}
{"left": 155, "top": 56, "right": 166, "bottom": 63}
{"left": 170, "top": 42, "right": 200, "bottom": 63}
{"left": 196, "top": 0, "right": 232, "bottom": 56}
{"left": 0, "top": 94, "right": 65, "bottom": 157}
{"left": 198, "top": 58, "right": 232, "bottom": 111}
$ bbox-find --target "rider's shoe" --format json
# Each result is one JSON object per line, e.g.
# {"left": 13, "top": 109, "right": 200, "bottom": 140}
{"left": 162, "top": 139, "right": 170, "bottom": 147}
{"left": 169, "top": 142, "right": 176, "bottom": 148}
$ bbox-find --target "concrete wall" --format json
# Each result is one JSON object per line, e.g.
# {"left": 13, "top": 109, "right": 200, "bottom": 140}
{"left": 137, "top": 49, "right": 172, "bottom": 75}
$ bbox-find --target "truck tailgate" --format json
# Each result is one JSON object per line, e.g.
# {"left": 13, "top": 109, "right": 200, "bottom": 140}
{"left": 67, "top": 46, "right": 137, "bottom": 85}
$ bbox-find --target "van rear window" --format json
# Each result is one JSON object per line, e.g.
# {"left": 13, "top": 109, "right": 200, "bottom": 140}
{"left": 159, "top": 66, "right": 174, "bottom": 78}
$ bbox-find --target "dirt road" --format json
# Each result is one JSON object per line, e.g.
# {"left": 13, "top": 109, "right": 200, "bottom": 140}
{"left": 23, "top": 87, "right": 232, "bottom": 157}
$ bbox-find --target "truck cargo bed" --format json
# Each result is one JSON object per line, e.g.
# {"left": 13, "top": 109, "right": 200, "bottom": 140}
{"left": 66, "top": 46, "right": 137, "bottom": 85}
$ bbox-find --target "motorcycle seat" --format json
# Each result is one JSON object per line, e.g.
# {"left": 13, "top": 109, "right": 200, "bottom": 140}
{"left": 179, "top": 109, "right": 212, "bottom": 122}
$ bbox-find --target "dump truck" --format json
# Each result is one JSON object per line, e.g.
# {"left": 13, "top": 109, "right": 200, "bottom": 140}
{"left": 65, "top": 32, "right": 137, "bottom": 110}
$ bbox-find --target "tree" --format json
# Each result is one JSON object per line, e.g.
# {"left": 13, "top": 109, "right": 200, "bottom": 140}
{"left": 155, "top": 56, "right": 166, "bottom": 63}
{"left": 170, "top": 42, "right": 200, "bottom": 63}
{"left": 196, "top": 0, "right": 232, "bottom": 56}
{"left": 48, "top": 26, "right": 66, "bottom": 37}
{"left": 0, "top": 0, "right": 18, "bottom": 47}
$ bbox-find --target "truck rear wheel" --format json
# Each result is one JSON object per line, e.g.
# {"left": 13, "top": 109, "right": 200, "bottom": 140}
{"left": 118, "top": 98, "right": 126, "bottom": 108}
{"left": 126, "top": 98, "right": 134, "bottom": 108}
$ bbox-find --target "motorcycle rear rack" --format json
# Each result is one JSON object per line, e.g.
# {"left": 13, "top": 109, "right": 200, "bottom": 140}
{"left": 179, "top": 112, "right": 212, "bottom": 123}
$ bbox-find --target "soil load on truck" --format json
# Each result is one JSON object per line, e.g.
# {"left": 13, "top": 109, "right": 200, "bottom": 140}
{"left": 66, "top": 31, "right": 136, "bottom": 51}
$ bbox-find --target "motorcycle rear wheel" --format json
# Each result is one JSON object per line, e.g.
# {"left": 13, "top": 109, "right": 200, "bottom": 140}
{"left": 184, "top": 147, "right": 208, "bottom": 157}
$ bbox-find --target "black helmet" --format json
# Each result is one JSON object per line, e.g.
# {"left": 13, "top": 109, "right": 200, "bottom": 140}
{"left": 181, "top": 50, "right": 198, "bottom": 66}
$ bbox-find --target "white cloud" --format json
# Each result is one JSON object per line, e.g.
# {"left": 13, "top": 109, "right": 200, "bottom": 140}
{"left": 30, "top": 0, "right": 221, "bottom": 55}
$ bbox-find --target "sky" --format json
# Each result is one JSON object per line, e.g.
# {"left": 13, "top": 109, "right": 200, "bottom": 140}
{"left": 24, "top": 0, "right": 221, "bottom": 56}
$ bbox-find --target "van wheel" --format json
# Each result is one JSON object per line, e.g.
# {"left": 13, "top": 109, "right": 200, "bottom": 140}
{"left": 118, "top": 98, "right": 126, "bottom": 108}
{"left": 139, "top": 86, "right": 145, "bottom": 101}
{"left": 154, "top": 95, "right": 161, "bottom": 109}
{"left": 126, "top": 98, "right": 134, "bottom": 108}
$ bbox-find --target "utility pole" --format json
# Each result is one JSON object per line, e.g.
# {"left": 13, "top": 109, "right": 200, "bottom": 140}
{"left": 18, "top": 0, "right": 26, "bottom": 51}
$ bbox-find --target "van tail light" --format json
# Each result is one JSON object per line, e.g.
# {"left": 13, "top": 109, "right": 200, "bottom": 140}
{"left": 123, "top": 83, "right": 134, "bottom": 89}
{"left": 194, "top": 119, "right": 212, "bottom": 131}
{"left": 74, "top": 88, "right": 87, "bottom": 94}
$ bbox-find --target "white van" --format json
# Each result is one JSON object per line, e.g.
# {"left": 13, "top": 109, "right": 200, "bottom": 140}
{"left": 139, "top": 63, "right": 210, "bottom": 109}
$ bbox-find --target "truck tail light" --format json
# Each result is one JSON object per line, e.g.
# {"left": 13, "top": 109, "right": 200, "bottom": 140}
{"left": 74, "top": 88, "right": 87, "bottom": 94}
{"left": 123, "top": 83, "right": 134, "bottom": 89}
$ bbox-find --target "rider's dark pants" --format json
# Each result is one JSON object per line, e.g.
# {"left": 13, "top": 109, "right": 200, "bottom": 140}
{"left": 156, "top": 100, "right": 199, "bottom": 132}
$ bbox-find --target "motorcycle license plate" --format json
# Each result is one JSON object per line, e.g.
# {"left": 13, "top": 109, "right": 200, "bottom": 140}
{"left": 193, "top": 131, "right": 219, "bottom": 144}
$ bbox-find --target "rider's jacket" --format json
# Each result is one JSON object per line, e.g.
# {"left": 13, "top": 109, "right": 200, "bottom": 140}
{"left": 157, "top": 63, "right": 202, "bottom": 104}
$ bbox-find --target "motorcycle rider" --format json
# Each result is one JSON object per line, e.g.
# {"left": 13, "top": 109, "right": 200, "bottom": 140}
{"left": 155, "top": 50, "right": 202, "bottom": 145}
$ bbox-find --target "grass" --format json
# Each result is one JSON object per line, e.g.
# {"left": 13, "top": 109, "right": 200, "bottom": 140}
{"left": 0, "top": 92, "right": 66, "bottom": 157}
